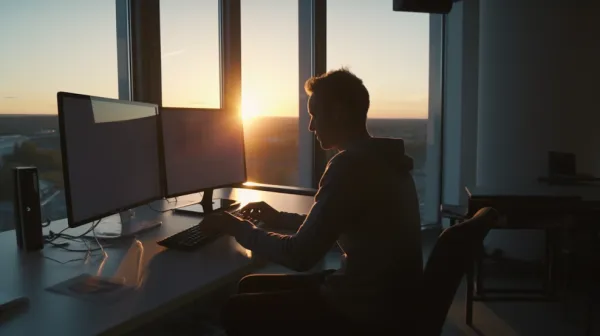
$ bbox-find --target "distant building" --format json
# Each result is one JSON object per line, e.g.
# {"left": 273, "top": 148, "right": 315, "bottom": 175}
{"left": 0, "top": 134, "right": 28, "bottom": 157}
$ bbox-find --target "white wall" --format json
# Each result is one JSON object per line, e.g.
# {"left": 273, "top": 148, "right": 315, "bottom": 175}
{"left": 444, "top": 0, "right": 600, "bottom": 260}
{"left": 477, "top": 1, "right": 600, "bottom": 188}
{"left": 476, "top": 1, "right": 600, "bottom": 261}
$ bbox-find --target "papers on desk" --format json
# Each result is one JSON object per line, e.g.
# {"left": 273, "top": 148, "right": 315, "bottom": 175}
{"left": 46, "top": 274, "right": 133, "bottom": 304}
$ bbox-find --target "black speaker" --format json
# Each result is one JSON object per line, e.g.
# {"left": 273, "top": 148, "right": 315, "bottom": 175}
{"left": 13, "top": 167, "right": 44, "bottom": 251}
{"left": 393, "top": 0, "right": 454, "bottom": 14}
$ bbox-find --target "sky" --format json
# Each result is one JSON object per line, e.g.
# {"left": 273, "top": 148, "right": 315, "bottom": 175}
{"left": 0, "top": 0, "right": 429, "bottom": 119}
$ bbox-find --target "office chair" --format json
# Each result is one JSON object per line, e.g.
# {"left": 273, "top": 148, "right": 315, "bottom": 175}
{"left": 421, "top": 207, "right": 498, "bottom": 336}
{"left": 440, "top": 204, "right": 468, "bottom": 226}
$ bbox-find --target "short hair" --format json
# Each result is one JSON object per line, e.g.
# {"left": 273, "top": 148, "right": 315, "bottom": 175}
{"left": 304, "top": 67, "right": 370, "bottom": 119}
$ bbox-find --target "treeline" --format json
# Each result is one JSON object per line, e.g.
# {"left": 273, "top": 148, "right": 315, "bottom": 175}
{"left": 0, "top": 141, "right": 63, "bottom": 201}
{"left": 0, "top": 115, "right": 59, "bottom": 136}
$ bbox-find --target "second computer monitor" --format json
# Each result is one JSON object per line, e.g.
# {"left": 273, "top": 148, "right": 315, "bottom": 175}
{"left": 58, "top": 92, "right": 163, "bottom": 228}
{"left": 160, "top": 108, "right": 246, "bottom": 198}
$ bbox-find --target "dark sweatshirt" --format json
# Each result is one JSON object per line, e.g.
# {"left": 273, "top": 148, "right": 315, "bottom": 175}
{"left": 233, "top": 137, "right": 423, "bottom": 322}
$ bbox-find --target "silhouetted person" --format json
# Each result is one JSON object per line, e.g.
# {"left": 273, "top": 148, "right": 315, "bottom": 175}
{"left": 201, "top": 68, "right": 423, "bottom": 334}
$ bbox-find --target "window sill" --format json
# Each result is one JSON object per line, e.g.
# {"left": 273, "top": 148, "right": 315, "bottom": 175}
{"left": 240, "top": 182, "right": 317, "bottom": 197}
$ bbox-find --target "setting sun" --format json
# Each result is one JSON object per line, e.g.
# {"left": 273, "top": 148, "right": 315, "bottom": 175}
{"left": 241, "top": 95, "right": 261, "bottom": 122}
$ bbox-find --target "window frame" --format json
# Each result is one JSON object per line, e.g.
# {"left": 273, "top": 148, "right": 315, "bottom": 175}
{"left": 129, "top": 0, "right": 162, "bottom": 105}
{"left": 439, "top": 1, "right": 479, "bottom": 227}
{"left": 298, "top": 0, "right": 327, "bottom": 189}
{"left": 424, "top": 13, "right": 446, "bottom": 227}
{"left": 116, "top": 0, "right": 133, "bottom": 101}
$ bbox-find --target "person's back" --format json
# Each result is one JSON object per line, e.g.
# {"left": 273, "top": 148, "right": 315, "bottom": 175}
{"left": 322, "top": 137, "right": 423, "bottom": 323}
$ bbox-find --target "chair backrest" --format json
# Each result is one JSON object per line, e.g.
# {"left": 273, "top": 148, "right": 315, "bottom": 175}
{"left": 421, "top": 207, "right": 498, "bottom": 336}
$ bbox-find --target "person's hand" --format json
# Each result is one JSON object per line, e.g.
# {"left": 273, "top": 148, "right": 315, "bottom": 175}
{"left": 199, "top": 212, "right": 249, "bottom": 236}
{"left": 238, "top": 201, "right": 282, "bottom": 226}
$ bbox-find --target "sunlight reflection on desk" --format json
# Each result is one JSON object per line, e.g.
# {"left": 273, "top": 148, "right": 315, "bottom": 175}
{"left": 107, "top": 239, "right": 145, "bottom": 288}
{"left": 229, "top": 188, "right": 263, "bottom": 206}
{"left": 225, "top": 188, "right": 314, "bottom": 214}
{"left": 103, "top": 236, "right": 252, "bottom": 292}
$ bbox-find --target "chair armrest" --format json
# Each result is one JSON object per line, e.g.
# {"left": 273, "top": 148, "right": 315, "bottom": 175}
{"left": 440, "top": 204, "right": 468, "bottom": 220}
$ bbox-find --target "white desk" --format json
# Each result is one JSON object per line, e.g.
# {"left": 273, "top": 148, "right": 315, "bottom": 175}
{"left": 0, "top": 188, "right": 314, "bottom": 336}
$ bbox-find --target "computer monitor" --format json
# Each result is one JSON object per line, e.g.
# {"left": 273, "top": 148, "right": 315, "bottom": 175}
{"left": 159, "top": 107, "right": 246, "bottom": 213}
{"left": 57, "top": 92, "right": 163, "bottom": 230}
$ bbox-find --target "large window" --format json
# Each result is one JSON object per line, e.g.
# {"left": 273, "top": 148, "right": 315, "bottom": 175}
{"left": 160, "top": 0, "right": 221, "bottom": 108}
{"left": 241, "top": 1, "right": 300, "bottom": 186}
{"left": 327, "top": 0, "right": 434, "bottom": 223}
{"left": 0, "top": 1, "right": 442, "bottom": 232}
{"left": 0, "top": 1, "right": 120, "bottom": 232}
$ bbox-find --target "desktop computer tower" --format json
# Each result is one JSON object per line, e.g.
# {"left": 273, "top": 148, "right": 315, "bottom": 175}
{"left": 13, "top": 167, "right": 44, "bottom": 251}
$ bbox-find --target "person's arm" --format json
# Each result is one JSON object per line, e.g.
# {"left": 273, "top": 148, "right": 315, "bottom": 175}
{"left": 275, "top": 212, "right": 306, "bottom": 231}
{"left": 231, "top": 154, "right": 355, "bottom": 272}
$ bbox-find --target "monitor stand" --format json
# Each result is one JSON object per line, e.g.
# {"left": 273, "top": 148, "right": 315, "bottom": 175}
{"left": 89, "top": 209, "right": 162, "bottom": 239}
{"left": 173, "top": 189, "right": 238, "bottom": 215}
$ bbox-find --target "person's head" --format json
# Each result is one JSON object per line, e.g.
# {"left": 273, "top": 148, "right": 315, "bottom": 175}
{"left": 304, "top": 68, "right": 370, "bottom": 150}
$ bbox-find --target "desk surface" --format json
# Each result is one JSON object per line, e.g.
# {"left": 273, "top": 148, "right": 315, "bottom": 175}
{"left": 0, "top": 188, "right": 314, "bottom": 336}
{"left": 466, "top": 184, "right": 600, "bottom": 201}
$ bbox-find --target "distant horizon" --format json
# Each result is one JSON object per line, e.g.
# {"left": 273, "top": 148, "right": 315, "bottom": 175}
{"left": 0, "top": 113, "right": 428, "bottom": 120}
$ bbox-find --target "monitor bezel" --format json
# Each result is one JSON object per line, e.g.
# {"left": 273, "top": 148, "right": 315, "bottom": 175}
{"left": 158, "top": 107, "right": 248, "bottom": 199}
{"left": 57, "top": 91, "right": 164, "bottom": 228}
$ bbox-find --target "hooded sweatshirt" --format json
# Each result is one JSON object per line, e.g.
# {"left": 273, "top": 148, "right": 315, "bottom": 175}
{"left": 233, "top": 137, "right": 423, "bottom": 323}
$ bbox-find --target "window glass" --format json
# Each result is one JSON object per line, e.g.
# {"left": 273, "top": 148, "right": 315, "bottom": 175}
{"left": 160, "top": 0, "right": 221, "bottom": 108}
{"left": 241, "top": 0, "right": 300, "bottom": 186}
{"left": 328, "top": 0, "right": 430, "bottom": 221}
{"left": 0, "top": 1, "right": 119, "bottom": 231}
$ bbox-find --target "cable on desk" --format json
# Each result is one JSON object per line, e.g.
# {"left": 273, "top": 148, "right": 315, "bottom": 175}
{"left": 45, "top": 240, "right": 104, "bottom": 253}
{"left": 43, "top": 219, "right": 108, "bottom": 264}
{"left": 92, "top": 224, "right": 107, "bottom": 259}
{"left": 45, "top": 219, "right": 102, "bottom": 243}
{"left": 43, "top": 238, "right": 103, "bottom": 264}
{"left": 43, "top": 256, "right": 86, "bottom": 264}
{"left": 43, "top": 227, "right": 109, "bottom": 264}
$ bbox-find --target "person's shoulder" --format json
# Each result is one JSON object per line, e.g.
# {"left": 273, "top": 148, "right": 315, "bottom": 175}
{"left": 319, "top": 151, "right": 357, "bottom": 187}
{"left": 325, "top": 150, "right": 354, "bottom": 171}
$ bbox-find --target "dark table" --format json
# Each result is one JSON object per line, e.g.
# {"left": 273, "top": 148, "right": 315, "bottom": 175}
{"left": 443, "top": 185, "right": 600, "bottom": 325}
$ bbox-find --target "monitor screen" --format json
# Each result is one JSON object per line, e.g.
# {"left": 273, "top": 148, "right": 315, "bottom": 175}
{"left": 160, "top": 108, "right": 246, "bottom": 197}
{"left": 58, "top": 92, "right": 162, "bottom": 227}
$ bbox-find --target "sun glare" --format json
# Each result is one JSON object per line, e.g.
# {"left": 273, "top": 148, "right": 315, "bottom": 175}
{"left": 241, "top": 95, "right": 261, "bottom": 123}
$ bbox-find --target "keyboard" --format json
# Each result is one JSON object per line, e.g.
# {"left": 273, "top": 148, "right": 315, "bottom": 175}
{"left": 157, "top": 225, "right": 223, "bottom": 251}
{"left": 157, "top": 209, "right": 263, "bottom": 251}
